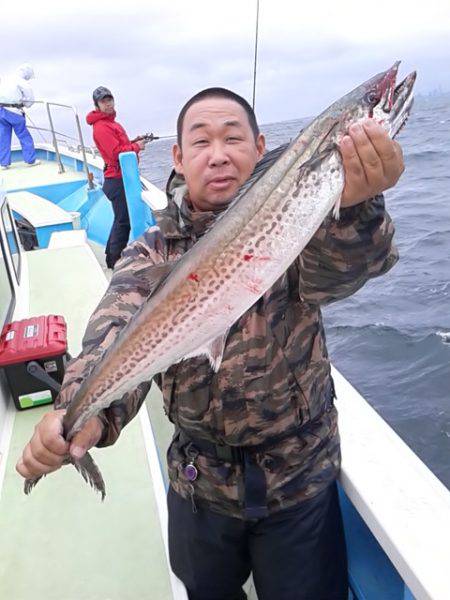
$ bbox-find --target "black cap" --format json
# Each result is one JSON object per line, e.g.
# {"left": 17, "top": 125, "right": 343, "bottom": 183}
{"left": 93, "top": 86, "right": 113, "bottom": 104}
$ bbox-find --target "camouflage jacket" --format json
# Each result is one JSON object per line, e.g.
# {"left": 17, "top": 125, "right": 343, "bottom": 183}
{"left": 57, "top": 172, "right": 398, "bottom": 519}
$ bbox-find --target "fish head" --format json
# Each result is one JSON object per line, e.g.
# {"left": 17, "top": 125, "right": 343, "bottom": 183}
{"left": 328, "top": 61, "right": 417, "bottom": 141}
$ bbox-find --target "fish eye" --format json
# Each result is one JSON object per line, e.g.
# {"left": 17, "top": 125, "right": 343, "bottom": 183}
{"left": 364, "top": 91, "right": 380, "bottom": 105}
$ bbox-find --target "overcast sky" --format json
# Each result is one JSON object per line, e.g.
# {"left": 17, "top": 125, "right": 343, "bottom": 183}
{"left": 2, "top": 0, "right": 450, "bottom": 142}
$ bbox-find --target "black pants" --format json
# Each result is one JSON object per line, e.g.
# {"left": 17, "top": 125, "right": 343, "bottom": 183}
{"left": 168, "top": 482, "right": 348, "bottom": 600}
{"left": 102, "top": 177, "right": 130, "bottom": 268}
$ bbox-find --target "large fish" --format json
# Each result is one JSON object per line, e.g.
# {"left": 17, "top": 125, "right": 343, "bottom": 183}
{"left": 24, "top": 62, "right": 416, "bottom": 498}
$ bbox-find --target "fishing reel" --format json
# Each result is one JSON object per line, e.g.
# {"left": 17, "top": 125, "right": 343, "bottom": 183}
{"left": 132, "top": 132, "right": 159, "bottom": 144}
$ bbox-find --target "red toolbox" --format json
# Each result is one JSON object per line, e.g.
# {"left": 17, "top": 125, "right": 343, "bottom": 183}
{"left": 0, "top": 315, "right": 68, "bottom": 410}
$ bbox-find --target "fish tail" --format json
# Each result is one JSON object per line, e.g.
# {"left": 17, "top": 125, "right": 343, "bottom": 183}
{"left": 23, "top": 452, "right": 106, "bottom": 500}
{"left": 71, "top": 451, "right": 106, "bottom": 500}
{"left": 24, "top": 475, "right": 44, "bottom": 495}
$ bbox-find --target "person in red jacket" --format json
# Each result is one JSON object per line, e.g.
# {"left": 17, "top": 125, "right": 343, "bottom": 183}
{"left": 86, "top": 86, "right": 146, "bottom": 268}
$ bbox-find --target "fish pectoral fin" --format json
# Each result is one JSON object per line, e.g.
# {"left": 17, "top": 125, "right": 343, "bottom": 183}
{"left": 206, "top": 329, "right": 230, "bottom": 372}
{"left": 332, "top": 194, "right": 342, "bottom": 220}
{"left": 181, "top": 329, "right": 230, "bottom": 372}
{"left": 298, "top": 144, "right": 338, "bottom": 172}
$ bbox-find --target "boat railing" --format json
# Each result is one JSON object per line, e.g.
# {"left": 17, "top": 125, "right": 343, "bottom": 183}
{"left": 27, "top": 126, "right": 99, "bottom": 156}
{"left": 25, "top": 100, "right": 95, "bottom": 190}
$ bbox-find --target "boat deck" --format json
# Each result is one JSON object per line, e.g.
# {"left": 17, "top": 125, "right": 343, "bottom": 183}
{"left": 0, "top": 241, "right": 175, "bottom": 599}
{"left": 1, "top": 160, "right": 86, "bottom": 192}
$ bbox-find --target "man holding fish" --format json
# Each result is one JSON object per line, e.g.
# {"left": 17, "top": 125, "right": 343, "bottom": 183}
{"left": 17, "top": 65, "right": 411, "bottom": 599}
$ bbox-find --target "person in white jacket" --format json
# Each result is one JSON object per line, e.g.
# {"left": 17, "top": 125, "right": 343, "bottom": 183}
{"left": 0, "top": 64, "right": 39, "bottom": 169}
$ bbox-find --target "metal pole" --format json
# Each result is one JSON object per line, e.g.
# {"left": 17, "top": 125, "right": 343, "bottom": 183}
{"left": 45, "top": 102, "right": 65, "bottom": 174}
{"left": 252, "top": 0, "right": 260, "bottom": 111}
{"left": 74, "top": 111, "right": 94, "bottom": 190}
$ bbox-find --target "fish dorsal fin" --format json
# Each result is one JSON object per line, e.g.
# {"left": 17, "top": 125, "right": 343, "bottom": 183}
{"left": 179, "top": 328, "right": 231, "bottom": 372}
{"left": 134, "top": 259, "right": 179, "bottom": 297}
{"left": 227, "top": 142, "right": 290, "bottom": 207}
{"left": 234, "top": 142, "right": 290, "bottom": 201}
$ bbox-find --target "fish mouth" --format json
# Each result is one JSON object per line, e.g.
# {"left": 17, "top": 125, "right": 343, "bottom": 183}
{"left": 375, "top": 62, "right": 417, "bottom": 137}
{"left": 379, "top": 61, "right": 401, "bottom": 112}
{"left": 391, "top": 70, "right": 416, "bottom": 111}
{"left": 389, "top": 69, "right": 416, "bottom": 137}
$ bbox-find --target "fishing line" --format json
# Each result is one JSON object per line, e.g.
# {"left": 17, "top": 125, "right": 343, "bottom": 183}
{"left": 25, "top": 113, "right": 47, "bottom": 143}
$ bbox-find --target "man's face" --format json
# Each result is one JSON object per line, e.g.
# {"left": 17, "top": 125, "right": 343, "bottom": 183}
{"left": 173, "top": 97, "right": 265, "bottom": 212}
{"left": 98, "top": 97, "right": 115, "bottom": 114}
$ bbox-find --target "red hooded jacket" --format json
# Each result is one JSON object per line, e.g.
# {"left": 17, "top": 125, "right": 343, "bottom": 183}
{"left": 86, "top": 110, "right": 140, "bottom": 179}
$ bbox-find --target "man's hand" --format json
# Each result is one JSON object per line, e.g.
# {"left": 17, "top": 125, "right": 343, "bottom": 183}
{"left": 16, "top": 410, "right": 104, "bottom": 480}
{"left": 339, "top": 119, "right": 404, "bottom": 208}
{"left": 131, "top": 135, "right": 147, "bottom": 150}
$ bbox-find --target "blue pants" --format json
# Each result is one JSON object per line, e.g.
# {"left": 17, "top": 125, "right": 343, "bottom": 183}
{"left": 0, "top": 107, "right": 36, "bottom": 166}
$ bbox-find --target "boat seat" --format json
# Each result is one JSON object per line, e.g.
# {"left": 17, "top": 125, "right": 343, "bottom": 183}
{"left": 48, "top": 229, "right": 88, "bottom": 249}
{"left": 7, "top": 191, "right": 75, "bottom": 248}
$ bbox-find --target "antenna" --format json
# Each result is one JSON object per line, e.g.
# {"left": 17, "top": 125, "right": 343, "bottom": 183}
{"left": 252, "top": 0, "right": 260, "bottom": 111}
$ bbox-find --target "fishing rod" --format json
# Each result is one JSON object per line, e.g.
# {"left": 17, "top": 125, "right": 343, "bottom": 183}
{"left": 131, "top": 132, "right": 176, "bottom": 143}
{"left": 252, "top": 0, "right": 260, "bottom": 111}
{"left": 131, "top": 132, "right": 159, "bottom": 143}
{"left": 25, "top": 113, "right": 48, "bottom": 143}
